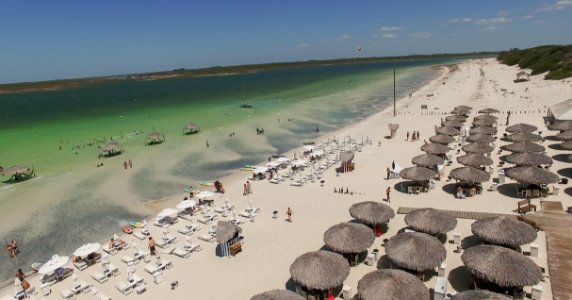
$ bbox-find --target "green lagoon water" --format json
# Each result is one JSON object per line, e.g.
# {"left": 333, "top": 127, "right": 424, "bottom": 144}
{"left": 0, "top": 58, "right": 454, "bottom": 282}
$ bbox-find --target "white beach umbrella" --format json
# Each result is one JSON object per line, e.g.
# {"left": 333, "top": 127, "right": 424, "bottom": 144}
{"left": 196, "top": 191, "right": 214, "bottom": 199}
{"left": 157, "top": 208, "right": 178, "bottom": 219}
{"left": 38, "top": 254, "right": 69, "bottom": 275}
{"left": 176, "top": 200, "right": 196, "bottom": 211}
{"left": 73, "top": 243, "right": 101, "bottom": 257}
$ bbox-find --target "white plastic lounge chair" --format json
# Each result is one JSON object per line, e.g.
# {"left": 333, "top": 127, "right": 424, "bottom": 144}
{"left": 144, "top": 260, "right": 173, "bottom": 274}
{"left": 115, "top": 281, "right": 133, "bottom": 295}
{"left": 121, "top": 255, "right": 139, "bottom": 266}
{"left": 94, "top": 292, "right": 111, "bottom": 300}
{"left": 73, "top": 260, "right": 88, "bottom": 271}
{"left": 177, "top": 211, "right": 193, "bottom": 221}
{"left": 177, "top": 227, "right": 195, "bottom": 235}
{"left": 184, "top": 243, "right": 202, "bottom": 252}
{"left": 197, "top": 215, "right": 216, "bottom": 224}
{"left": 197, "top": 234, "right": 215, "bottom": 243}
{"left": 90, "top": 272, "right": 108, "bottom": 284}
{"left": 172, "top": 248, "right": 191, "bottom": 258}
{"left": 133, "top": 230, "right": 149, "bottom": 240}
{"left": 60, "top": 288, "right": 76, "bottom": 300}
{"left": 102, "top": 247, "right": 117, "bottom": 255}
{"left": 106, "top": 263, "right": 119, "bottom": 276}
{"left": 155, "top": 234, "right": 177, "bottom": 248}
{"left": 239, "top": 211, "right": 256, "bottom": 218}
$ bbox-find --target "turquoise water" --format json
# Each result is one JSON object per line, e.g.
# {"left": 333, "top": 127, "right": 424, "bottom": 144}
{"left": 0, "top": 58, "right": 454, "bottom": 282}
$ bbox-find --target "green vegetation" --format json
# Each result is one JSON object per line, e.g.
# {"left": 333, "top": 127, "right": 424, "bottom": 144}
{"left": 0, "top": 51, "right": 496, "bottom": 94}
{"left": 497, "top": 45, "right": 572, "bottom": 80}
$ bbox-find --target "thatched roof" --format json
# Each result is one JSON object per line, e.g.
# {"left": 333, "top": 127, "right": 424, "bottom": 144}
{"left": 442, "top": 120, "right": 464, "bottom": 128}
{"left": 100, "top": 141, "right": 121, "bottom": 153}
{"left": 472, "top": 119, "right": 496, "bottom": 127}
{"left": 1, "top": 165, "right": 31, "bottom": 175}
{"left": 251, "top": 290, "right": 304, "bottom": 300}
{"left": 478, "top": 108, "right": 500, "bottom": 114}
{"left": 505, "top": 166, "right": 559, "bottom": 185}
{"left": 506, "top": 123, "right": 537, "bottom": 133}
{"left": 555, "top": 130, "right": 572, "bottom": 141}
{"left": 357, "top": 269, "right": 429, "bottom": 300}
{"left": 456, "top": 105, "right": 473, "bottom": 111}
{"left": 500, "top": 141, "right": 545, "bottom": 153}
{"left": 146, "top": 132, "right": 164, "bottom": 142}
{"left": 462, "top": 143, "right": 494, "bottom": 154}
{"left": 289, "top": 250, "right": 350, "bottom": 291}
{"left": 184, "top": 123, "right": 199, "bottom": 130}
{"left": 429, "top": 134, "right": 456, "bottom": 145}
{"left": 505, "top": 132, "right": 542, "bottom": 142}
{"left": 561, "top": 141, "right": 572, "bottom": 150}
{"left": 469, "top": 126, "right": 497, "bottom": 135}
{"left": 457, "top": 154, "right": 494, "bottom": 167}
{"left": 475, "top": 114, "right": 498, "bottom": 121}
{"left": 471, "top": 216, "right": 537, "bottom": 248}
{"left": 349, "top": 201, "right": 395, "bottom": 226}
{"left": 388, "top": 123, "right": 399, "bottom": 131}
{"left": 420, "top": 143, "right": 451, "bottom": 154}
{"left": 462, "top": 245, "right": 542, "bottom": 287}
{"left": 548, "top": 120, "right": 572, "bottom": 131}
{"left": 451, "top": 290, "right": 511, "bottom": 300}
{"left": 399, "top": 166, "right": 436, "bottom": 181}
{"left": 451, "top": 109, "right": 470, "bottom": 116}
{"left": 445, "top": 115, "right": 467, "bottom": 122}
{"left": 323, "top": 223, "right": 375, "bottom": 254}
{"left": 466, "top": 134, "right": 496, "bottom": 144}
{"left": 405, "top": 208, "right": 457, "bottom": 235}
{"left": 412, "top": 154, "right": 445, "bottom": 167}
{"left": 216, "top": 221, "right": 242, "bottom": 244}
{"left": 385, "top": 232, "right": 446, "bottom": 271}
{"left": 501, "top": 152, "right": 553, "bottom": 166}
{"left": 449, "top": 167, "right": 491, "bottom": 183}
{"left": 436, "top": 126, "right": 461, "bottom": 136}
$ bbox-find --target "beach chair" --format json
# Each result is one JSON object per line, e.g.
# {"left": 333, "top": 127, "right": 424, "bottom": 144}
{"left": 177, "top": 227, "right": 195, "bottom": 235}
{"left": 93, "top": 291, "right": 111, "bottom": 300}
{"left": 177, "top": 211, "right": 193, "bottom": 221}
{"left": 102, "top": 247, "right": 117, "bottom": 256}
{"left": 107, "top": 263, "right": 119, "bottom": 276}
{"left": 184, "top": 242, "right": 202, "bottom": 252}
{"left": 172, "top": 248, "right": 192, "bottom": 258}
{"left": 60, "top": 288, "right": 76, "bottom": 300}
{"left": 90, "top": 272, "right": 108, "bottom": 284}
{"left": 197, "top": 234, "right": 216, "bottom": 243}
{"left": 197, "top": 215, "right": 215, "bottom": 224}
{"left": 134, "top": 230, "right": 149, "bottom": 240}
{"left": 73, "top": 260, "right": 88, "bottom": 271}
{"left": 156, "top": 234, "right": 177, "bottom": 248}
{"left": 115, "top": 281, "right": 133, "bottom": 295}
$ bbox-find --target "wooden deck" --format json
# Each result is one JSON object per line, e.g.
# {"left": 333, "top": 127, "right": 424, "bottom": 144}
{"left": 396, "top": 207, "right": 512, "bottom": 220}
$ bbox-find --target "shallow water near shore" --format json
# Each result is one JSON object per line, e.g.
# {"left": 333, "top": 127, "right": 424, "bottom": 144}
{"left": 0, "top": 58, "right": 454, "bottom": 282}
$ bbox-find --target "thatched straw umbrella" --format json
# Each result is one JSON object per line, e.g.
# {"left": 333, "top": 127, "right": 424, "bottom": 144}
{"left": 324, "top": 223, "right": 375, "bottom": 254}
{"left": 183, "top": 123, "right": 200, "bottom": 134}
{"left": 473, "top": 119, "right": 496, "bottom": 127}
{"left": 451, "top": 290, "right": 511, "bottom": 300}
{"left": 456, "top": 105, "right": 473, "bottom": 111}
{"left": 462, "top": 245, "right": 542, "bottom": 287}
{"left": 357, "top": 269, "right": 429, "bottom": 300}
{"left": 469, "top": 126, "right": 497, "bottom": 135}
{"left": 216, "top": 221, "right": 242, "bottom": 244}
{"left": 457, "top": 154, "right": 493, "bottom": 168}
{"left": 429, "top": 134, "right": 456, "bottom": 145}
{"left": 548, "top": 120, "right": 572, "bottom": 131}
{"left": 561, "top": 141, "right": 572, "bottom": 150}
{"left": 251, "top": 290, "right": 304, "bottom": 300}
{"left": 478, "top": 108, "right": 500, "bottom": 114}
{"left": 466, "top": 134, "right": 496, "bottom": 144}
{"left": 446, "top": 115, "right": 467, "bottom": 122}
{"left": 506, "top": 123, "right": 537, "bottom": 133}
{"left": 450, "top": 167, "right": 491, "bottom": 183}
{"left": 420, "top": 143, "right": 451, "bottom": 155}
{"left": 385, "top": 232, "right": 446, "bottom": 272}
{"left": 505, "top": 167, "right": 559, "bottom": 185}
{"left": 146, "top": 132, "right": 165, "bottom": 144}
{"left": 400, "top": 167, "right": 436, "bottom": 182}
{"left": 471, "top": 216, "right": 537, "bottom": 248}
{"left": 442, "top": 120, "right": 464, "bottom": 128}
{"left": 412, "top": 154, "right": 445, "bottom": 167}
{"left": 290, "top": 251, "right": 350, "bottom": 291}
{"left": 500, "top": 141, "right": 545, "bottom": 153}
{"left": 100, "top": 141, "right": 122, "bottom": 156}
{"left": 475, "top": 114, "right": 498, "bottom": 121}
{"left": 501, "top": 152, "right": 553, "bottom": 166}
{"left": 451, "top": 109, "right": 471, "bottom": 116}
{"left": 405, "top": 208, "right": 457, "bottom": 235}
{"left": 462, "top": 143, "right": 494, "bottom": 154}
{"left": 505, "top": 132, "right": 542, "bottom": 142}
{"left": 1, "top": 165, "right": 32, "bottom": 176}
{"left": 555, "top": 130, "right": 572, "bottom": 141}
{"left": 349, "top": 202, "right": 395, "bottom": 226}
{"left": 436, "top": 126, "right": 461, "bottom": 136}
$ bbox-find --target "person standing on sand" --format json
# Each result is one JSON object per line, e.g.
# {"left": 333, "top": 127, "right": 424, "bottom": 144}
{"left": 128, "top": 159, "right": 133, "bottom": 168}
{"left": 206, "top": 140, "right": 209, "bottom": 148}
{"left": 243, "top": 184, "right": 248, "bottom": 196}
{"left": 287, "top": 207, "right": 293, "bottom": 223}
{"left": 247, "top": 181, "right": 252, "bottom": 194}
{"left": 386, "top": 167, "right": 390, "bottom": 180}
{"left": 123, "top": 161, "right": 128, "bottom": 170}
{"left": 386, "top": 187, "right": 391, "bottom": 203}
{"left": 148, "top": 237, "right": 156, "bottom": 256}
{"left": 406, "top": 131, "right": 409, "bottom": 141}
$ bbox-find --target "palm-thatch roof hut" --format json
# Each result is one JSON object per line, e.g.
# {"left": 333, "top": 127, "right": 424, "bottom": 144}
{"left": 555, "top": 130, "right": 572, "bottom": 141}
{"left": 145, "top": 132, "right": 165, "bottom": 145}
{"left": 450, "top": 167, "right": 491, "bottom": 183}
{"left": 436, "top": 126, "right": 461, "bottom": 136}
{"left": 478, "top": 108, "right": 500, "bottom": 114}
{"left": 457, "top": 154, "right": 493, "bottom": 168}
{"left": 473, "top": 119, "right": 496, "bottom": 127}
{"left": 183, "top": 123, "right": 200, "bottom": 135}
{"left": 216, "top": 221, "right": 242, "bottom": 257}
{"left": 429, "top": 134, "right": 456, "bottom": 145}
{"left": 442, "top": 120, "right": 464, "bottom": 128}
{"left": 323, "top": 223, "right": 375, "bottom": 254}
{"left": 475, "top": 114, "right": 498, "bottom": 121}
{"left": 548, "top": 120, "right": 572, "bottom": 131}
{"left": 349, "top": 201, "right": 395, "bottom": 226}
{"left": 385, "top": 232, "right": 446, "bottom": 272}
{"left": 561, "top": 141, "right": 572, "bottom": 150}
{"left": 251, "top": 290, "right": 304, "bottom": 300}
{"left": 412, "top": 154, "right": 445, "bottom": 167}
{"left": 504, "top": 132, "right": 542, "bottom": 143}
{"left": 451, "top": 290, "right": 511, "bottom": 300}
{"left": 451, "top": 109, "right": 471, "bottom": 116}
{"left": 420, "top": 143, "right": 451, "bottom": 155}
{"left": 462, "top": 143, "right": 494, "bottom": 154}
{"left": 357, "top": 269, "right": 429, "bottom": 300}
{"left": 471, "top": 216, "right": 537, "bottom": 248}
{"left": 445, "top": 115, "right": 467, "bottom": 122}
{"left": 466, "top": 134, "right": 496, "bottom": 144}
{"left": 469, "top": 126, "right": 497, "bottom": 135}
{"left": 501, "top": 152, "right": 553, "bottom": 166}
{"left": 1, "top": 165, "right": 34, "bottom": 181}
{"left": 289, "top": 251, "right": 350, "bottom": 292}
{"left": 456, "top": 105, "right": 473, "bottom": 111}
{"left": 99, "top": 141, "right": 123, "bottom": 157}
{"left": 462, "top": 245, "right": 542, "bottom": 287}
{"left": 405, "top": 208, "right": 457, "bottom": 235}
{"left": 505, "top": 167, "right": 559, "bottom": 185}
{"left": 500, "top": 142, "right": 545, "bottom": 153}
{"left": 506, "top": 123, "right": 537, "bottom": 133}
{"left": 399, "top": 166, "right": 436, "bottom": 182}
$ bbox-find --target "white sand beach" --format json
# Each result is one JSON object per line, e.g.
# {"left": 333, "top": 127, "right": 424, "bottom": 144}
{"left": 3, "top": 57, "right": 572, "bottom": 300}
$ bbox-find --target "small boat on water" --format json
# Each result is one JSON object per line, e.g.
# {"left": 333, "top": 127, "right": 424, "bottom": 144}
{"left": 240, "top": 93, "right": 253, "bottom": 108}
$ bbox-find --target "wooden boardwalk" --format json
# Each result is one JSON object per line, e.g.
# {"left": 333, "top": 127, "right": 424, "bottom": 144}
{"left": 396, "top": 207, "right": 512, "bottom": 220}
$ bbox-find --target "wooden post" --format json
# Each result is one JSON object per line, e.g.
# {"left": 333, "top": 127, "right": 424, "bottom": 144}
{"left": 393, "top": 69, "right": 396, "bottom": 117}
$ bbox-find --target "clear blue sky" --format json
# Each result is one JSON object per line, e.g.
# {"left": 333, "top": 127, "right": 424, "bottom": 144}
{"left": 1, "top": 0, "right": 571, "bottom": 83}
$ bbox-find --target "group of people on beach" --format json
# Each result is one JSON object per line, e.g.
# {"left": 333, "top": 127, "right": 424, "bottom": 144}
{"left": 256, "top": 128, "right": 265, "bottom": 135}
{"left": 214, "top": 180, "right": 225, "bottom": 193}
{"left": 406, "top": 131, "right": 420, "bottom": 141}
{"left": 123, "top": 159, "right": 133, "bottom": 169}
{"left": 243, "top": 181, "right": 253, "bottom": 195}
{"left": 5, "top": 240, "right": 19, "bottom": 258}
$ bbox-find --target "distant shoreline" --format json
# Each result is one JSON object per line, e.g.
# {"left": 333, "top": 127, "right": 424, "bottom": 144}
{"left": 0, "top": 52, "right": 495, "bottom": 94}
